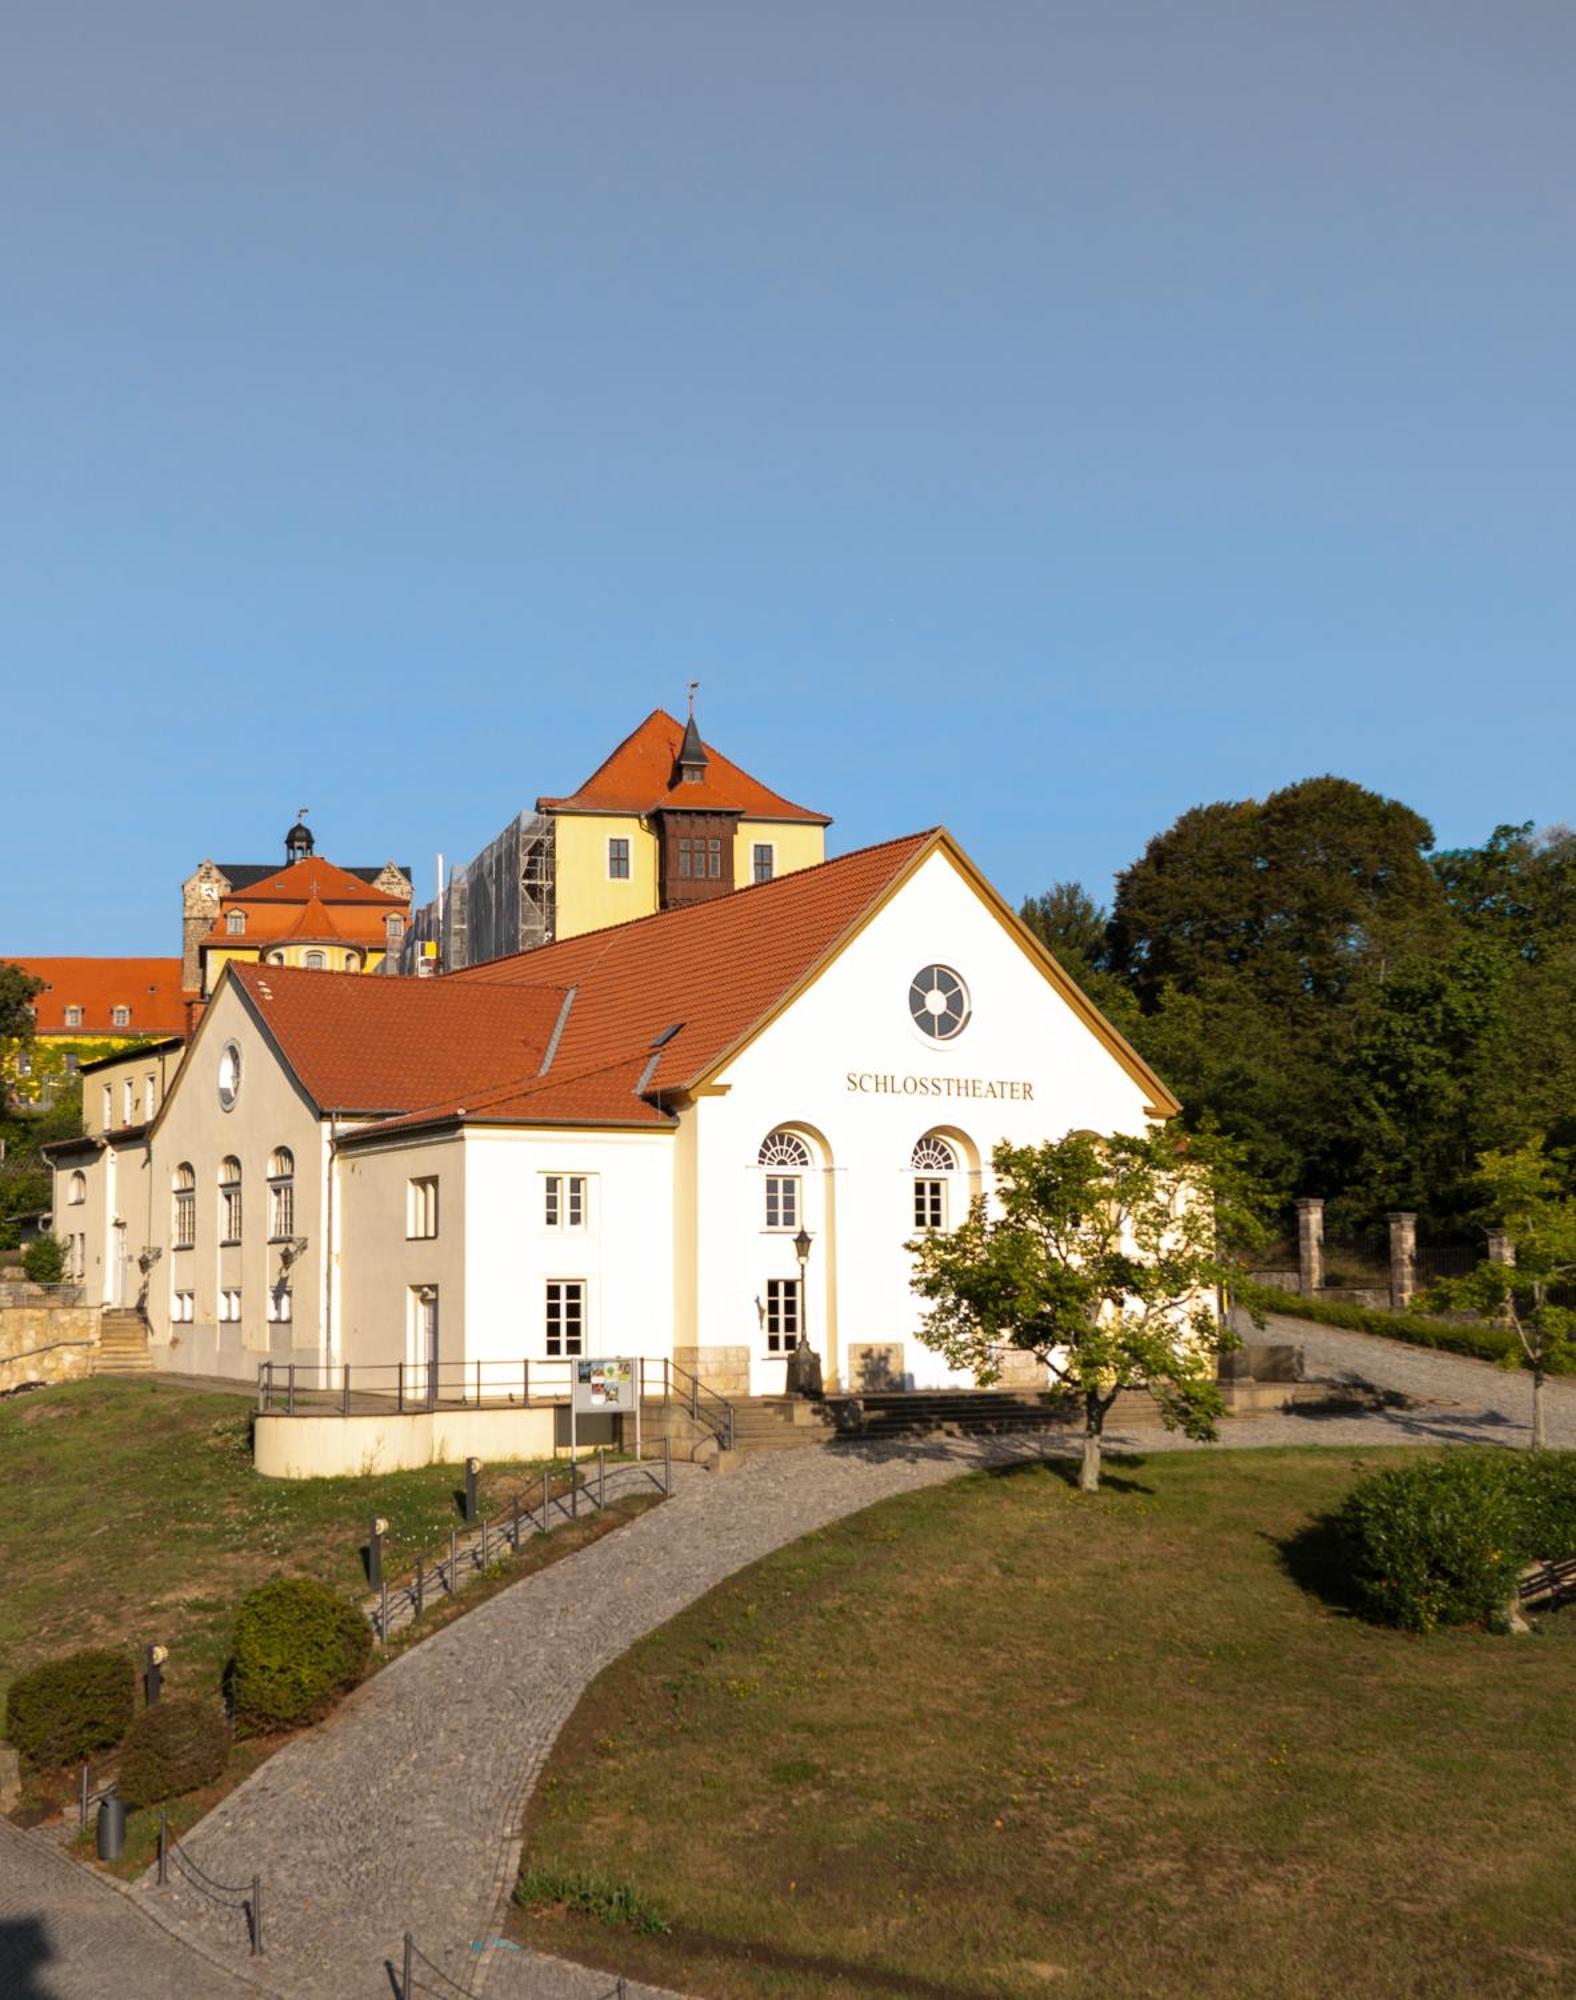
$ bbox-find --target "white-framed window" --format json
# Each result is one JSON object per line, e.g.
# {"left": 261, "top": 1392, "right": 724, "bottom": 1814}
{"left": 67, "top": 1234, "right": 86, "bottom": 1281}
{"left": 407, "top": 1176, "right": 438, "bottom": 1240}
{"left": 752, "top": 842, "right": 774, "bottom": 884}
{"left": 144, "top": 1073, "right": 157, "bottom": 1120}
{"left": 112, "top": 1005, "right": 130, "bottom": 1028}
{"left": 64, "top": 1053, "right": 79, "bottom": 1075}
{"left": 386, "top": 914, "right": 405, "bottom": 941}
{"left": 911, "top": 1135, "right": 958, "bottom": 1232}
{"left": 102, "top": 1084, "right": 112, "bottom": 1130}
{"left": 765, "top": 1278, "right": 801, "bottom": 1352}
{"left": 607, "top": 836, "right": 631, "bottom": 880}
{"left": 172, "top": 1289, "right": 194, "bottom": 1324}
{"left": 304, "top": 950, "right": 325, "bottom": 971}
{"left": 545, "top": 1279, "right": 585, "bottom": 1356}
{"left": 219, "top": 1157, "right": 242, "bottom": 1244}
{"left": 543, "top": 1174, "right": 587, "bottom": 1229}
{"left": 267, "top": 1283, "right": 293, "bottom": 1324}
{"left": 66, "top": 1005, "right": 84, "bottom": 1028}
{"left": 345, "top": 952, "right": 360, "bottom": 972}
{"left": 66, "top": 1171, "right": 86, "bottom": 1206}
{"left": 218, "top": 1287, "right": 242, "bottom": 1323}
{"left": 226, "top": 910, "right": 246, "bottom": 935}
{"left": 172, "top": 1163, "right": 196, "bottom": 1249}
{"left": 758, "top": 1131, "right": 810, "bottom": 1230}
{"left": 268, "top": 1148, "right": 295, "bottom": 1240}
{"left": 16, "top": 1051, "right": 30, "bottom": 1077}
{"left": 122, "top": 1078, "right": 135, "bottom": 1124}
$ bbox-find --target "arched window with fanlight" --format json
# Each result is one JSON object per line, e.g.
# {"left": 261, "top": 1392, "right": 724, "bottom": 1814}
{"left": 219, "top": 1157, "right": 243, "bottom": 1245}
{"left": 66, "top": 1170, "right": 86, "bottom": 1207}
{"left": 911, "top": 1134, "right": 959, "bottom": 1232}
{"left": 758, "top": 1129, "right": 811, "bottom": 1231}
{"left": 268, "top": 1147, "right": 295, "bottom": 1241}
{"left": 172, "top": 1163, "right": 196, "bottom": 1249}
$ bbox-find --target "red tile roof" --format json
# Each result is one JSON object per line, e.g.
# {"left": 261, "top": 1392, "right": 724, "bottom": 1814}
{"left": 11, "top": 958, "right": 189, "bottom": 1036}
{"left": 223, "top": 857, "right": 408, "bottom": 907}
{"left": 201, "top": 895, "right": 403, "bottom": 949}
{"left": 537, "top": 709, "right": 831, "bottom": 824}
{"left": 225, "top": 964, "right": 567, "bottom": 1114}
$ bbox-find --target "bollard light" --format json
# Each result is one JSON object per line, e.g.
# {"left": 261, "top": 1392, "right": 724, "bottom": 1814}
{"left": 463, "top": 1456, "right": 480, "bottom": 1526}
{"left": 369, "top": 1516, "right": 389, "bottom": 1592}
{"left": 145, "top": 1643, "right": 167, "bottom": 1707}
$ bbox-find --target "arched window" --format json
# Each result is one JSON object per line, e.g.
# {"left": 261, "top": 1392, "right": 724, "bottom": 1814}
{"left": 67, "top": 1171, "right": 86, "bottom": 1206}
{"left": 911, "top": 1134, "right": 959, "bottom": 1232}
{"left": 219, "top": 1157, "right": 242, "bottom": 1244}
{"left": 303, "top": 950, "right": 325, "bottom": 971}
{"left": 172, "top": 1163, "right": 196, "bottom": 1248}
{"left": 268, "top": 1148, "right": 295, "bottom": 1241}
{"left": 345, "top": 952, "right": 360, "bottom": 972}
{"left": 758, "top": 1130, "right": 811, "bottom": 1231}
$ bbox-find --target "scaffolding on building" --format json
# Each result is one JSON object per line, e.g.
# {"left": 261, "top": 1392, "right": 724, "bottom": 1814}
{"left": 400, "top": 813, "right": 556, "bottom": 974}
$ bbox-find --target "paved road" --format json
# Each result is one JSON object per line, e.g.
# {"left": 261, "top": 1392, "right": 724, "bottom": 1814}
{"left": 12, "top": 1320, "right": 1567, "bottom": 1999}
{"left": 0, "top": 1817, "right": 260, "bottom": 2000}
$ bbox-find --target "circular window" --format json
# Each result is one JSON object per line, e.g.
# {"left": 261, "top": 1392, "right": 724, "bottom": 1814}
{"left": 217, "top": 1040, "right": 242, "bottom": 1111}
{"left": 909, "top": 966, "right": 970, "bottom": 1041}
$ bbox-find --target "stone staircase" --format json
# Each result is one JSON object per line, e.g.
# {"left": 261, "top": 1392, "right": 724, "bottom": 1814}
{"left": 729, "top": 1396, "right": 840, "bottom": 1452}
{"left": 95, "top": 1308, "right": 153, "bottom": 1376}
{"left": 826, "top": 1388, "right": 1085, "bottom": 1441}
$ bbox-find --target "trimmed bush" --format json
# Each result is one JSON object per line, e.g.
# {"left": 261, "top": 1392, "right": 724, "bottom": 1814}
{"left": 5, "top": 1648, "right": 135, "bottom": 1768}
{"left": 230, "top": 1576, "right": 371, "bottom": 1734}
{"left": 118, "top": 1699, "right": 232, "bottom": 1808}
{"left": 1332, "top": 1452, "right": 1576, "bottom": 1633}
{"left": 21, "top": 1235, "right": 66, "bottom": 1284}
{"left": 1238, "top": 1282, "right": 1527, "bottom": 1368}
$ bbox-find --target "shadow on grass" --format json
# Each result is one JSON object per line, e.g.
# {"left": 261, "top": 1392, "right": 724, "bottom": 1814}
{"left": 983, "top": 1453, "right": 1157, "bottom": 1496}
{"left": 1271, "top": 1513, "right": 1364, "bottom": 1617}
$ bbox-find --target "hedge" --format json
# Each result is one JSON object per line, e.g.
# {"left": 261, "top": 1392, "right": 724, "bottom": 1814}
{"left": 230, "top": 1576, "right": 372, "bottom": 1734}
{"left": 1237, "top": 1282, "right": 1525, "bottom": 1368}
{"left": 118, "top": 1699, "right": 232, "bottom": 1808}
{"left": 1332, "top": 1451, "right": 1576, "bottom": 1633}
{"left": 5, "top": 1648, "right": 135, "bottom": 1769}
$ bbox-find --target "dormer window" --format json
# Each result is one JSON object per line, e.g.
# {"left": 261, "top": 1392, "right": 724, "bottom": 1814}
{"left": 386, "top": 915, "right": 404, "bottom": 940}
{"left": 111, "top": 1006, "right": 130, "bottom": 1028}
{"left": 65, "top": 1006, "right": 83, "bottom": 1028}
{"left": 227, "top": 911, "right": 246, "bottom": 935}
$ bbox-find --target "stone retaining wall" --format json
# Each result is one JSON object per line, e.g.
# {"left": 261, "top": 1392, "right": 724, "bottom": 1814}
{"left": 0, "top": 1302, "right": 101, "bottom": 1391}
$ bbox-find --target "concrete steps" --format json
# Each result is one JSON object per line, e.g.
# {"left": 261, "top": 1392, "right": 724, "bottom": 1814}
{"left": 96, "top": 1309, "right": 153, "bottom": 1376}
{"left": 825, "top": 1389, "right": 1082, "bottom": 1440}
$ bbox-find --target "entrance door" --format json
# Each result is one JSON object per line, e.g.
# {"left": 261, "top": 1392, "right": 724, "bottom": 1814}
{"left": 412, "top": 1288, "right": 439, "bottom": 1406}
{"left": 110, "top": 1222, "right": 127, "bottom": 1307}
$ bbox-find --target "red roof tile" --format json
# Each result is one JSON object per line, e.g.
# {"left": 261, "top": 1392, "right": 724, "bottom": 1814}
{"left": 11, "top": 958, "right": 189, "bottom": 1036}
{"left": 223, "top": 857, "right": 408, "bottom": 907}
{"left": 537, "top": 710, "right": 831, "bottom": 824}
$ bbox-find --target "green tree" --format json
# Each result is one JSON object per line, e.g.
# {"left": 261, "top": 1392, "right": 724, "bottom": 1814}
{"left": 0, "top": 961, "right": 44, "bottom": 1113}
{"left": 908, "top": 1128, "right": 1266, "bottom": 1491}
{"left": 1017, "top": 882, "right": 1140, "bottom": 1033}
{"left": 1431, "top": 1141, "right": 1576, "bottom": 1452}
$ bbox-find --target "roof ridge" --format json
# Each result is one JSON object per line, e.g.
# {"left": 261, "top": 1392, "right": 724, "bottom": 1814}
{"left": 449, "top": 829, "right": 938, "bottom": 981}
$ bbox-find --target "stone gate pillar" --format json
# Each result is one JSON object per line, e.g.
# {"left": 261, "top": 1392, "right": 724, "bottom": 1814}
{"left": 1486, "top": 1228, "right": 1515, "bottom": 1267}
{"left": 1387, "top": 1212, "right": 1417, "bottom": 1311}
{"left": 1295, "top": 1198, "right": 1325, "bottom": 1296}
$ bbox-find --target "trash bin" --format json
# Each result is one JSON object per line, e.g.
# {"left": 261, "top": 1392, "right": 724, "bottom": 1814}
{"left": 96, "top": 1791, "right": 125, "bottom": 1862}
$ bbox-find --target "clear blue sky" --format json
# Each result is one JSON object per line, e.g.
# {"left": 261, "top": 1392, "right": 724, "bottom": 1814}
{"left": 4, "top": 2, "right": 1572, "bottom": 952}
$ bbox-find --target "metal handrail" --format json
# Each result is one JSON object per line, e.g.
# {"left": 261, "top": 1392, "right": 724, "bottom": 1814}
{"left": 663, "top": 1358, "right": 736, "bottom": 1452}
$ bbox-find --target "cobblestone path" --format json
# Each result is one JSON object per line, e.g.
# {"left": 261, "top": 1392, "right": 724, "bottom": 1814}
{"left": 0, "top": 1816, "right": 260, "bottom": 2000}
{"left": 7, "top": 1320, "right": 1553, "bottom": 2000}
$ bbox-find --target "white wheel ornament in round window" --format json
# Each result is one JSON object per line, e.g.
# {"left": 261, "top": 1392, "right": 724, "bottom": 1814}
{"left": 909, "top": 965, "right": 970, "bottom": 1041}
{"left": 217, "top": 1040, "right": 242, "bottom": 1111}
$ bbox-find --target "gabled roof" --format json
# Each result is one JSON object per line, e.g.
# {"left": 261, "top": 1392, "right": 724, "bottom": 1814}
{"left": 224, "top": 963, "right": 567, "bottom": 1115}
{"left": 536, "top": 709, "right": 831, "bottom": 824}
{"left": 11, "top": 958, "right": 189, "bottom": 1035}
{"left": 223, "top": 857, "right": 409, "bottom": 907}
{"left": 217, "top": 862, "right": 409, "bottom": 892}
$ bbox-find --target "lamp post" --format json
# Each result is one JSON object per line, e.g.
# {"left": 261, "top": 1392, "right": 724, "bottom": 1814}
{"left": 793, "top": 1226, "right": 812, "bottom": 1348}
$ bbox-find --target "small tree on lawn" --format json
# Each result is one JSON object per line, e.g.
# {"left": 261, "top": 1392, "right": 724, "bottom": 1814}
{"left": 1432, "top": 1140, "right": 1576, "bottom": 1452}
{"left": 908, "top": 1126, "right": 1266, "bottom": 1492}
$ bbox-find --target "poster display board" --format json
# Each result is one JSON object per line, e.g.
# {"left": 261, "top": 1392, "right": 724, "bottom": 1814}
{"left": 570, "top": 1356, "right": 640, "bottom": 1460}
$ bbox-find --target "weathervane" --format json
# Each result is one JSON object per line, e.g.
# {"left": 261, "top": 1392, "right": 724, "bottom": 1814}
{"left": 687, "top": 681, "right": 699, "bottom": 719}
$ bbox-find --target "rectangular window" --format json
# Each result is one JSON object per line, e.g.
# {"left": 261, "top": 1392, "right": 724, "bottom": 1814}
{"left": 752, "top": 843, "right": 774, "bottom": 884}
{"left": 15, "top": 1052, "right": 29, "bottom": 1077}
{"left": 543, "top": 1175, "right": 588, "bottom": 1229}
{"left": 764, "top": 1175, "right": 799, "bottom": 1230}
{"left": 267, "top": 1285, "right": 293, "bottom": 1324}
{"left": 545, "top": 1280, "right": 585, "bottom": 1356}
{"left": 172, "top": 1290, "right": 194, "bottom": 1324}
{"left": 677, "top": 837, "right": 693, "bottom": 880}
{"left": 112, "top": 1005, "right": 130, "bottom": 1027}
{"left": 914, "top": 1178, "right": 946, "bottom": 1231}
{"left": 102, "top": 1084, "right": 112, "bottom": 1130}
{"left": 386, "top": 914, "right": 404, "bottom": 940}
{"left": 707, "top": 836, "right": 722, "bottom": 879}
{"left": 407, "top": 1177, "right": 438, "bottom": 1240}
{"left": 218, "top": 1288, "right": 241, "bottom": 1324}
{"left": 221, "top": 1186, "right": 243, "bottom": 1244}
{"left": 122, "top": 1079, "right": 134, "bottom": 1124}
{"left": 607, "top": 836, "right": 630, "bottom": 880}
{"left": 64, "top": 1053, "right": 79, "bottom": 1075}
{"left": 173, "top": 1191, "right": 196, "bottom": 1249}
{"left": 269, "top": 1179, "right": 295, "bottom": 1241}
{"left": 765, "top": 1278, "right": 801, "bottom": 1352}
{"left": 145, "top": 1074, "right": 157, "bottom": 1119}
{"left": 66, "top": 1006, "right": 84, "bottom": 1028}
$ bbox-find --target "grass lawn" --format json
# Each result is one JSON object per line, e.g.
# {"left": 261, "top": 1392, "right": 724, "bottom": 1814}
{"left": 0, "top": 1376, "right": 569, "bottom": 1715}
{"left": 516, "top": 1447, "right": 1575, "bottom": 2000}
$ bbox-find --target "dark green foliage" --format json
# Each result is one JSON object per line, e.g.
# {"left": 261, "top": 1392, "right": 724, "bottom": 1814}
{"left": 1237, "top": 1283, "right": 1528, "bottom": 1367}
{"left": 0, "top": 961, "right": 44, "bottom": 1047}
{"left": 515, "top": 1866, "right": 671, "bottom": 1934}
{"left": 21, "top": 1235, "right": 66, "bottom": 1283}
{"left": 4, "top": 1647, "right": 134, "bottom": 1768}
{"left": 229, "top": 1575, "right": 371, "bottom": 1733}
{"left": 118, "top": 1698, "right": 232, "bottom": 1807}
{"left": 1332, "top": 1452, "right": 1576, "bottom": 1633}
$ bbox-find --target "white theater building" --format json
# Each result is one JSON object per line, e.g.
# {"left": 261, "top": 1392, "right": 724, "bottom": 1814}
{"left": 54, "top": 828, "right": 1179, "bottom": 1436}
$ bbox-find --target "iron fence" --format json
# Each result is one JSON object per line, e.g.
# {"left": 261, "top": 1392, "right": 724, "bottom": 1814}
{"left": 156, "top": 1812, "right": 264, "bottom": 1955}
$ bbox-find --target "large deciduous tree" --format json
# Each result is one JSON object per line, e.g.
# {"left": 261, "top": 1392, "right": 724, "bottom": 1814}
{"left": 908, "top": 1128, "right": 1266, "bottom": 1491}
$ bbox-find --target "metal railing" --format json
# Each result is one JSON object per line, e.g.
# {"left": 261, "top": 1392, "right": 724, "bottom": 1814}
{"left": 371, "top": 1444, "right": 674, "bottom": 1641}
{"left": 397, "top": 1932, "right": 636, "bottom": 1998}
{"left": 257, "top": 1354, "right": 737, "bottom": 1453}
{"left": 156, "top": 1812, "right": 264, "bottom": 1955}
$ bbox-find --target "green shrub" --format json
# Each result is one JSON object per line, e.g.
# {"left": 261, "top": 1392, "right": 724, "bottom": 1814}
{"left": 4, "top": 1648, "right": 134, "bottom": 1768}
{"left": 1332, "top": 1452, "right": 1576, "bottom": 1633}
{"left": 118, "top": 1699, "right": 232, "bottom": 1808}
{"left": 515, "top": 1866, "right": 671, "bottom": 1935}
{"left": 230, "top": 1576, "right": 371, "bottom": 1733}
{"left": 1238, "top": 1282, "right": 1525, "bottom": 1367}
{"left": 21, "top": 1235, "right": 66, "bottom": 1284}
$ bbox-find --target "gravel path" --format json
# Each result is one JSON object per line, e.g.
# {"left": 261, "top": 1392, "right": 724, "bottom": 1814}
{"left": 14, "top": 1317, "right": 1564, "bottom": 2000}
